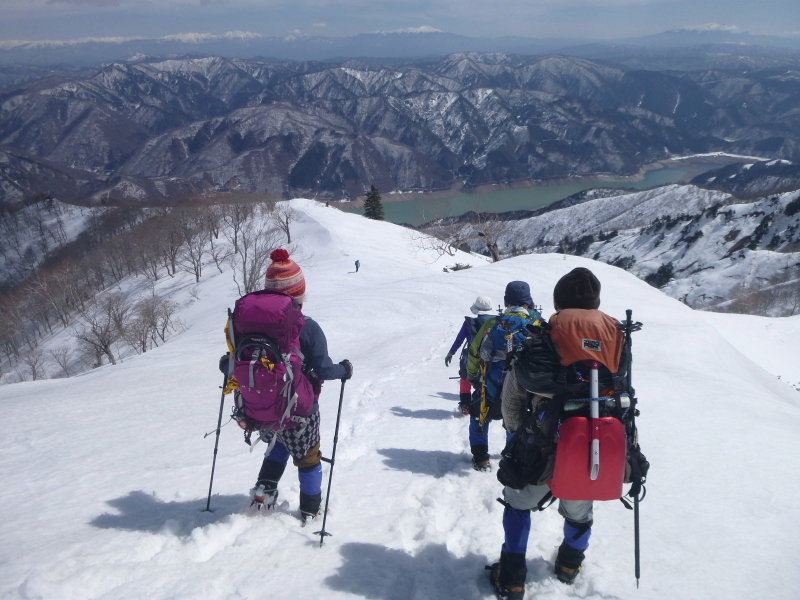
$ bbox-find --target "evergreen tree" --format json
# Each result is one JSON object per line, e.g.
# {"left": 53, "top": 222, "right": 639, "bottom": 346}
{"left": 363, "top": 185, "right": 384, "bottom": 221}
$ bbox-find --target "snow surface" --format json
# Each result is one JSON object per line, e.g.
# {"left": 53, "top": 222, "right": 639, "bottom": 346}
{"left": 1, "top": 199, "right": 799, "bottom": 600}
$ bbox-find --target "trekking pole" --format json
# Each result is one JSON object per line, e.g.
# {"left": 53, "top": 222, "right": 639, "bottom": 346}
{"left": 625, "top": 309, "right": 641, "bottom": 587}
{"left": 204, "top": 371, "right": 229, "bottom": 512}
{"left": 315, "top": 378, "right": 346, "bottom": 547}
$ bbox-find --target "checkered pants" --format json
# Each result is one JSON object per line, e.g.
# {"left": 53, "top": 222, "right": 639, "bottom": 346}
{"left": 260, "top": 410, "right": 321, "bottom": 462}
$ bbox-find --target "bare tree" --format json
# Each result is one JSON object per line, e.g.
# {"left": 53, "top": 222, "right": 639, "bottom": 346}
{"left": 472, "top": 213, "right": 506, "bottom": 262}
{"left": 48, "top": 345, "right": 74, "bottom": 377}
{"left": 414, "top": 212, "right": 507, "bottom": 262}
{"left": 222, "top": 202, "right": 256, "bottom": 254}
{"left": 73, "top": 296, "right": 124, "bottom": 366}
{"left": 21, "top": 347, "right": 47, "bottom": 381}
{"left": 177, "top": 212, "right": 210, "bottom": 283}
{"left": 271, "top": 202, "right": 297, "bottom": 244}
{"left": 229, "top": 219, "right": 282, "bottom": 295}
{"left": 410, "top": 220, "right": 478, "bottom": 258}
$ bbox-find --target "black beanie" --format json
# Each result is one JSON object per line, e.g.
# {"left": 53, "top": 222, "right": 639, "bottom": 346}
{"left": 553, "top": 268, "right": 601, "bottom": 310}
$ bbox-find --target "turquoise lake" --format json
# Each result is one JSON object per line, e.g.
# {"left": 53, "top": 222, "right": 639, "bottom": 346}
{"left": 341, "top": 164, "right": 718, "bottom": 226}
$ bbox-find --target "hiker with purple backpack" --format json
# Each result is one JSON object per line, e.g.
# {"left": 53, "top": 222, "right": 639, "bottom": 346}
{"left": 219, "top": 249, "right": 352, "bottom": 523}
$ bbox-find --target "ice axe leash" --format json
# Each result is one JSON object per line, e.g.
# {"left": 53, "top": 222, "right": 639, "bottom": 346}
{"left": 315, "top": 378, "right": 347, "bottom": 547}
{"left": 204, "top": 369, "right": 229, "bottom": 512}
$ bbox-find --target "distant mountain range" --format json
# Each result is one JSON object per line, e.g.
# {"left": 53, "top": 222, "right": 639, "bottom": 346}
{"left": 2, "top": 52, "right": 800, "bottom": 204}
{"left": 1, "top": 26, "right": 799, "bottom": 67}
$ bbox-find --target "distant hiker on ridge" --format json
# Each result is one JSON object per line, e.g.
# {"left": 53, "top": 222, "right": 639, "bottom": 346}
{"left": 220, "top": 249, "right": 353, "bottom": 523}
{"left": 466, "top": 281, "right": 541, "bottom": 471}
{"left": 445, "top": 296, "right": 494, "bottom": 415}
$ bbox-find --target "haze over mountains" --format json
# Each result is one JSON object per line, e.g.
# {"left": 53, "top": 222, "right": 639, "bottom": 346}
{"left": 2, "top": 25, "right": 800, "bottom": 67}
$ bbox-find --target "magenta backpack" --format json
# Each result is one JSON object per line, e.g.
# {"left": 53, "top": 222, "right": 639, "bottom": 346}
{"left": 227, "top": 290, "right": 316, "bottom": 433}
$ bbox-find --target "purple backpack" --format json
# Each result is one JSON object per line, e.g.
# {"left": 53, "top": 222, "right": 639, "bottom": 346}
{"left": 228, "top": 291, "right": 316, "bottom": 432}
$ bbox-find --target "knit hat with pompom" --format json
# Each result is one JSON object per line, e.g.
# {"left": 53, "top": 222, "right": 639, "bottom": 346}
{"left": 264, "top": 249, "right": 306, "bottom": 303}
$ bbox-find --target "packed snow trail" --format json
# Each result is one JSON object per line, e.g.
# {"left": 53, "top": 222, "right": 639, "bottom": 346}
{"left": 1, "top": 200, "right": 798, "bottom": 600}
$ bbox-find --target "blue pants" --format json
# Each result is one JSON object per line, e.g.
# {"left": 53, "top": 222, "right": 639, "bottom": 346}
{"left": 264, "top": 442, "right": 322, "bottom": 496}
{"left": 501, "top": 482, "right": 593, "bottom": 559}
{"left": 468, "top": 416, "right": 490, "bottom": 446}
{"left": 501, "top": 507, "right": 592, "bottom": 554}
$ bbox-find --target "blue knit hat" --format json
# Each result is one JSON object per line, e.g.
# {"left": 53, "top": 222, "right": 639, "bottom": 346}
{"left": 504, "top": 281, "right": 533, "bottom": 308}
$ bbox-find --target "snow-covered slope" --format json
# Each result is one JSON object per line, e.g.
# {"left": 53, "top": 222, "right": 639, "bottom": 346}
{"left": 479, "top": 184, "right": 800, "bottom": 314}
{"left": 0, "top": 200, "right": 798, "bottom": 600}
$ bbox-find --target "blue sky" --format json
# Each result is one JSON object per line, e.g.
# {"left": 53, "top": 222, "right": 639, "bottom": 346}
{"left": 1, "top": 0, "right": 798, "bottom": 42}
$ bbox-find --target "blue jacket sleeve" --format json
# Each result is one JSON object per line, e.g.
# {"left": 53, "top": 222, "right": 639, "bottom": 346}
{"left": 448, "top": 318, "right": 471, "bottom": 355}
{"left": 300, "top": 317, "right": 347, "bottom": 381}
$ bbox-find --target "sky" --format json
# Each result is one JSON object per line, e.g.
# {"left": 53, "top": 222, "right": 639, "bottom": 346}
{"left": 1, "top": 0, "right": 799, "bottom": 43}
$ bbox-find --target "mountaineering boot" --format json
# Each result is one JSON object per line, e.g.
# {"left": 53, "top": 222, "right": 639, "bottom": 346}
{"left": 554, "top": 540, "right": 585, "bottom": 584}
{"left": 472, "top": 456, "right": 492, "bottom": 472}
{"left": 458, "top": 392, "right": 472, "bottom": 415}
{"left": 471, "top": 444, "right": 491, "bottom": 472}
{"left": 299, "top": 491, "right": 322, "bottom": 525}
{"left": 250, "top": 481, "right": 279, "bottom": 510}
{"left": 486, "top": 556, "right": 525, "bottom": 600}
{"left": 554, "top": 560, "right": 581, "bottom": 584}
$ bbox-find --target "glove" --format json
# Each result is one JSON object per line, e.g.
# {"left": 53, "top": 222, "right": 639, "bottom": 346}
{"left": 339, "top": 359, "right": 353, "bottom": 380}
{"left": 444, "top": 352, "right": 454, "bottom": 367}
{"left": 219, "top": 353, "right": 230, "bottom": 374}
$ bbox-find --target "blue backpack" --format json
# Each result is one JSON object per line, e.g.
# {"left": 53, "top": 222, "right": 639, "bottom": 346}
{"left": 477, "top": 307, "right": 543, "bottom": 425}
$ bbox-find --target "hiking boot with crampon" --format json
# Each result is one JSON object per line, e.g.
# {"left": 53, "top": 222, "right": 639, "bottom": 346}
{"left": 554, "top": 559, "right": 582, "bottom": 584}
{"left": 300, "top": 511, "right": 319, "bottom": 526}
{"left": 486, "top": 563, "right": 524, "bottom": 600}
{"left": 249, "top": 484, "right": 278, "bottom": 510}
{"left": 472, "top": 456, "right": 492, "bottom": 472}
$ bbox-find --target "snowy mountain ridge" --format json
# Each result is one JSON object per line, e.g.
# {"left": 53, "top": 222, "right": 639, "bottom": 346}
{"left": 3, "top": 53, "right": 800, "bottom": 204}
{"left": 0, "top": 199, "right": 798, "bottom": 599}
{"left": 445, "top": 184, "right": 800, "bottom": 315}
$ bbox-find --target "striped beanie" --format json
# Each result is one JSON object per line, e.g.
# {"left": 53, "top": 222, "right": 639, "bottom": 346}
{"left": 264, "top": 249, "right": 306, "bottom": 303}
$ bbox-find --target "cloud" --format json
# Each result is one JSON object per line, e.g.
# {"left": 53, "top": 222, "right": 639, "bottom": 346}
{"left": 313, "top": 22, "right": 327, "bottom": 28}
{"left": 48, "top": 0, "right": 124, "bottom": 5}
{"left": 677, "top": 23, "right": 744, "bottom": 33}
{"left": 0, "top": 30, "right": 261, "bottom": 49}
{"left": 381, "top": 26, "right": 444, "bottom": 34}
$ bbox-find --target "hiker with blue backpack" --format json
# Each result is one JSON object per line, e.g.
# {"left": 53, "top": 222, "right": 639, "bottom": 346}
{"left": 487, "top": 268, "right": 648, "bottom": 599}
{"left": 444, "top": 296, "right": 494, "bottom": 415}
{"left": 219, "top": 249, "right": 353, "bottom": 523}
{"left": 465, "top": 281, "right": 542, "bottom": 472}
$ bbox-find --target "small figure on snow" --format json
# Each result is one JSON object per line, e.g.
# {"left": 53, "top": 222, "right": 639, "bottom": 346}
{"left": 355, "top": 260, "right": 360, "bottom": 273}
{"left": 444, "top": 296, "right": 494, "bottom": 415}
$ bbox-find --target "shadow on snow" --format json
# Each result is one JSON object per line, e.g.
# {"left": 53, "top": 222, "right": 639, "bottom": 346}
{"left": 89, "top": 490, "right": 252, "bottom": 534}
{"left": 326, "top": 544, "right": 624, "bottom": 600}
{"left": 377, "top": 448, "right": 471, "bottom": 478}
{"left": 325, "top": 542, "right": 490, "bottom": 600}
{"left": 430, "top": 391, "right": 460, "bottom": 401}
{"left": 390, "top": 406, "right": 458, "bottom": 420}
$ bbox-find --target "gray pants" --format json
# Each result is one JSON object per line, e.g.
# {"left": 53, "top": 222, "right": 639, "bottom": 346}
{"left": 503, "top": 483, "right": 593, "bottom": 523}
